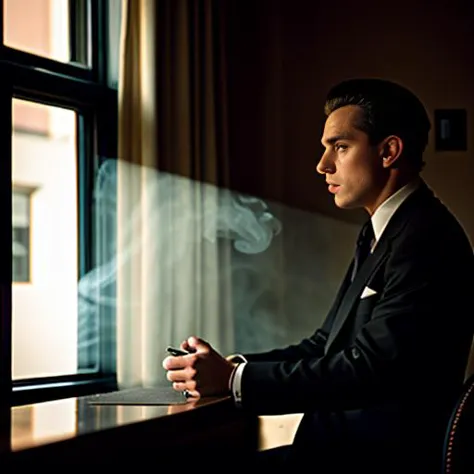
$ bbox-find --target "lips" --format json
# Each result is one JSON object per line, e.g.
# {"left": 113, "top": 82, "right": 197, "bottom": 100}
{"left": 327, "top": 183, "right": 340, "bottom": 194}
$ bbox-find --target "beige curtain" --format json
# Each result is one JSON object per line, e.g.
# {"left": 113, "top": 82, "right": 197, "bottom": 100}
{"left": 116, "top": 0, "right": 234, "bottom": 388}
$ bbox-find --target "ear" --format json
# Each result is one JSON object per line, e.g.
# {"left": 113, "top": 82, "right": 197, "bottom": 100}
{"left": 379, "top": 135, "right": 403, "bottom": 168}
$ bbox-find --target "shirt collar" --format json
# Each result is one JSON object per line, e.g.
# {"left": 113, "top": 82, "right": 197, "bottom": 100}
{"left": 371, "top": 179, "right": 420, "bottom": 243}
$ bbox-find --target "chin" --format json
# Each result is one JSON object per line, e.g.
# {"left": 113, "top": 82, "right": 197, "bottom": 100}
{"left": 334, "top": 195, "right": 353, "bottom": 209}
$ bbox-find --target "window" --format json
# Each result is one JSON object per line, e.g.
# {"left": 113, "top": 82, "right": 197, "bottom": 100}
{"left": 12, "top": 99, "right": 78, "bottom": 380}
{"left": 4, "top": 0, "right": 88, "bottom": 66}
{"left": 12, "top": 188, "right": 31, "bottom": 283}
{"left": 107, "top": 0, "right": 122, "bottom": 88}
{"left": 1, "top": 0, "right": 121, "bottom": 406}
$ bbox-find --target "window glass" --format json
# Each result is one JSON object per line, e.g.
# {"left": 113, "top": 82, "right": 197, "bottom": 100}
{"left": 107, "top": 0, "right": 123, "bottom": 88}
{"left": 12, "top": 98, "right": 81, "bottom": 380}
{"left": 4, "top": 0, "right": 87, "bottom": 65}
{"left": 12, "top": 189, "right": 32, "bottom": 283}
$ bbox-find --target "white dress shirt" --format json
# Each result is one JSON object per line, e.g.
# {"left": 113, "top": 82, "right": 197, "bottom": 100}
{"left": 230, "top": 179, "right": 421, "bottom": 406}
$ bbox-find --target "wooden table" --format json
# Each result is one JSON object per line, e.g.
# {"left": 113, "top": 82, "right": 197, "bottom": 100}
{"left": 0, "top": 395, "right": 258, "bottom": 466}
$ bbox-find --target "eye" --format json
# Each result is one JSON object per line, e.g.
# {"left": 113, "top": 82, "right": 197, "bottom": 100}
{"left": 335, "top": 143, "right": 348, "bottom": 152}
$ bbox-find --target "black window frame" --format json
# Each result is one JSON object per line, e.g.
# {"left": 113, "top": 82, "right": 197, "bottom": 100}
{"left": 0, "top": 0, "right": 119, "bottom": 407}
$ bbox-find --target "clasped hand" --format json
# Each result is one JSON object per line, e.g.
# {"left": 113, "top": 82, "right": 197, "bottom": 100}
{"left": 162, "top": 336, "right": 235, "bottom": 400}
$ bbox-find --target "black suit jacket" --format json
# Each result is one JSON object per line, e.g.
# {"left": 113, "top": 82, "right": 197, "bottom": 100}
{"left": 241, "top": 181, "right": 474, "bottom": 470}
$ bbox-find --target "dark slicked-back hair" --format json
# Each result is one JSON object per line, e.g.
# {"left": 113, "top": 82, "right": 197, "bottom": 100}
{"left": 324, "top": 78, "right": 431, "bottom": 172}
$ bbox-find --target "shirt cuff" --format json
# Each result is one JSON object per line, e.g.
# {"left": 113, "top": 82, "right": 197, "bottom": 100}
{"left": 230, "top": 362, "right": 246, "bottom": 406}
{"left": 226, "top": 353, "right": 248, "bottom": 364}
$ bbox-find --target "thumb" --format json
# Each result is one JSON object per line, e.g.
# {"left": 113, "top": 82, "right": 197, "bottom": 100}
{"left": 187, "top": 336, "right": 209, "bottom": 352}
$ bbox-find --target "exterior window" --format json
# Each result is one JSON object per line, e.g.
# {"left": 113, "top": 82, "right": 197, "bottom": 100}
{"left": 12, "top": 189, "right": 32, "bottom": 283}
{"left": 12, "top": 99, "right": 79, "bottom": 380}
{"left": 1, "top": 0, "right": 121, "bottom": 405}
{"left": 4, "top": 0, "right": 88, "bottom": 65}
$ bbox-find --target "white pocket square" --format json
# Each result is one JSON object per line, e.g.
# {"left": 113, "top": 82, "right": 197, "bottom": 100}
{"left": 361, "top": 286, "right": 377, "bottom": 299}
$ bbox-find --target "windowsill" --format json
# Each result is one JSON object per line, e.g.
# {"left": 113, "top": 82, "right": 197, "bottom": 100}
{"left": 12, "top": 375, "right": 117, "bottom": 406}
{"left": 2, "top": 393, "right": 259, "bottom": 466}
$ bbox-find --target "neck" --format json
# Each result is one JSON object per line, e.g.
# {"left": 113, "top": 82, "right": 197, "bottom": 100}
{"left": 365, "top": 170, "right": 419, "bottom": 216}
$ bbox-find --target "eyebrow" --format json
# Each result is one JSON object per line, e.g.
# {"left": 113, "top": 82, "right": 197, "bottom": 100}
{"left": 322, "top": 133, "right": 354, "bottom": 146}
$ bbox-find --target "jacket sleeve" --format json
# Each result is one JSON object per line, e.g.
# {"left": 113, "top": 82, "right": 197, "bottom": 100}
{"left": 242, "top": 328, "right": 328, "bottom": 363}
{"left": 239, "top": 236, "right": 474, "bottom": 415}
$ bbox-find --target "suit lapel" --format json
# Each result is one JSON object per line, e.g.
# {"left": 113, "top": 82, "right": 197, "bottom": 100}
{"left": 321, "top": 262, "right": 354, "bottom": 334}
{"left": 325, "top": 239, "right": 390, "bottom": 351}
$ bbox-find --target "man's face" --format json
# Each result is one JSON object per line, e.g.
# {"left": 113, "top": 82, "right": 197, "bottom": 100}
{"left": 317, "top": 105, "right": 385, "bottom": 214}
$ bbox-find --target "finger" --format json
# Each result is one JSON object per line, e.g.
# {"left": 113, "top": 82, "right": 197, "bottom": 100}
{"left": 172, "top": 381, "right": 197, "bottom": 392}
{"left": 166, "top": 364, "right": 197, "bottom": 382}
{"left": 162, "top": 356, "right": 172, "bottom": 370}
{"left": 166, "top": 369, "right": 190, "bottom": 383}
{"left": 182, "top": 339, "right": 198, "bottom": 354}
{"left": 163, "top": 355, "right": 189, "bottom": 370}
{"left": 172, "top": 381, "right": 187, "bottom": 392}
{"left": 180, "top": 340, "right": 191, "bottom": 351}
{"left": 184, "top": 389, "right": 200, "bottom": 401}
{"left": 187, "top": 336, "right": 210, "bottom": 353}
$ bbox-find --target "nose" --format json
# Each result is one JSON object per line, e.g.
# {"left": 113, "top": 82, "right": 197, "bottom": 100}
{"left": 316, "top": 150, "right": 334, "bottom": 175}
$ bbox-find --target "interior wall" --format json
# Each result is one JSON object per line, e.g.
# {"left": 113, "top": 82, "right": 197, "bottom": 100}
{"left": 227, "top": 0, "right": 474, "bottom": 240}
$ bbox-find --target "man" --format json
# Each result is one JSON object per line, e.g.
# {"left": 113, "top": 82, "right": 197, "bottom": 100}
{"left": 162, "top": 78, "right": 474, "bottom": 472}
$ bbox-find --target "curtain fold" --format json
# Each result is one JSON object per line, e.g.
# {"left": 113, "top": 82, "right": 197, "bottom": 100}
{"left": 116, "top": 0, "right": 234, "bottom": 388}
